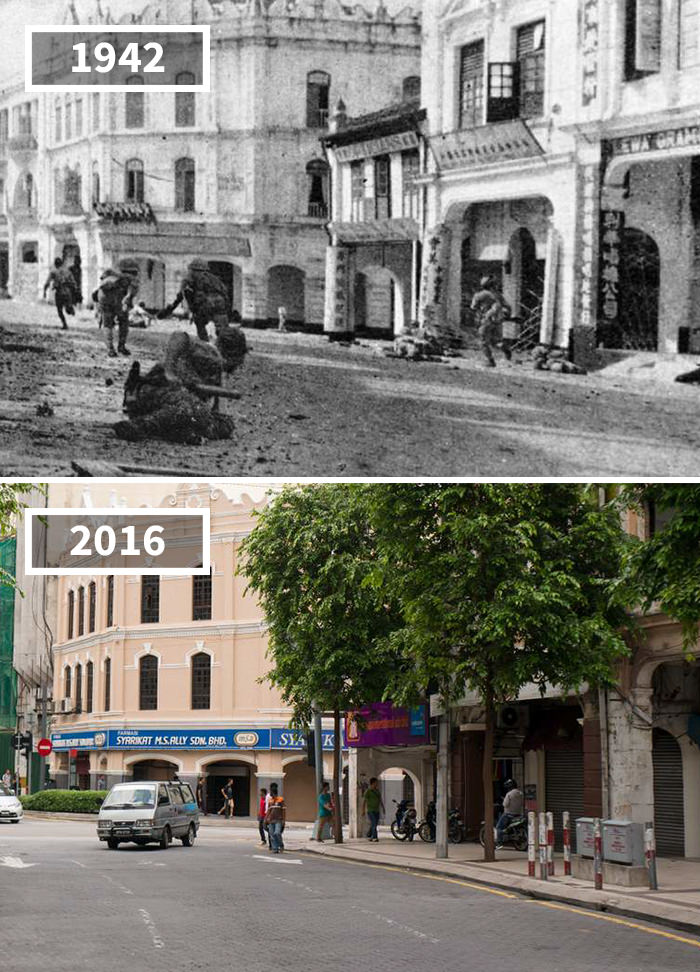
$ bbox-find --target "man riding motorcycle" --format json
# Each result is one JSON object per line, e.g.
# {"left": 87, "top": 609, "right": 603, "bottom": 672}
{"left": 496, "top": 779, "right": 524, "bottom": 848}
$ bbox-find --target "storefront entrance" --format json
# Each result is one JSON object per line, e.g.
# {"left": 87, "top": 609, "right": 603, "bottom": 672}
{"left": 131, "top": 759, "right": 179, "bottom": 782}
{"left": 205, "top": 761, "right": 251, "bottom": 816}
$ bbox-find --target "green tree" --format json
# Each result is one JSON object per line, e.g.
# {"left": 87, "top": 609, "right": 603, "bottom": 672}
{"left": 238, "top": 484, "right": 400, "bottom": 844}
{"left": 366, "top": 483, "right": 631, "bottom": 860}
{"left": 620, "top": 483, "right": 700, "bottom": 650}
{"left": 0, "top": 483, "right": 43, "bottom": 590}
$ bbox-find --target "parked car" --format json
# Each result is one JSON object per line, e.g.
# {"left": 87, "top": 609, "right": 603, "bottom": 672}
{"left": 0, "top": 782, "right": 23, "bottom": 823}
{"left": 97, "top": 780, "right": 199, "bottom": 850}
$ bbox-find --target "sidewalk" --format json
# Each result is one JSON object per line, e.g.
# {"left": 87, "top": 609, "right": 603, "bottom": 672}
{"left": 293, "top": 834, "right": 700, "bottom": 936}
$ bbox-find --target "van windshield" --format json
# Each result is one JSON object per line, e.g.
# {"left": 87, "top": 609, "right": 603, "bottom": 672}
{"left": 102, "top": 785, "right": 156, "bottom": 809}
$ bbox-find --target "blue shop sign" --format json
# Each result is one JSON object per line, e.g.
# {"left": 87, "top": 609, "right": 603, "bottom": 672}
{"left": 270, "top": 728, "right": 336, "bottom": 751}
{"left": 51, "top": 727, "right": 339, "bottom": 752}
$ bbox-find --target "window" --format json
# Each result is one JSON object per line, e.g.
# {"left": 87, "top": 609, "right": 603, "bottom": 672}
{"left": 86, "top": 661, "right": 93, "bottom": 713}
{"left": 139, "top": 655, "right": 158, "bottom": 710}
{"left": 459, "top": 41, "right": 485, "bottom": 128}
{"left": 64, "top": 665, "right": 72, "bottom": 699}
{"left": 55, "top": 102, "right": 62, "bottom": 143}
{"left": 62, "top": 165, "right": 82, "bottom": 214}
{"left": 175, "top": 71, "right": 195, "bottom": 127}
{"left": 350, "top": 161, "right": 365, "bottom": 222}
{"left": 104, "top": 658, "right": 111, "bottom": 712}
{"left": 191, "top": 652, "right": 211, "bottom": 709}
{"left": 91, "top": 92, "right": 100, "bottom": 131}
{"left": 681, "top": 0, "right": 700, "bottom": 67}
{"left": 158, "top": 784, "right": 169, "bottom": 804}
{"left": 0, "top": 109, "right": 7, "bottom": 144}
{"left": 88, "top": 581, "right": 96, "bottom": 633}
{"left": 65, "top": 98, "right": 72, "bottom": 140}
{"left": 75, "top": 97, "right": 83, "bottom": 137}
{"left": 106, "top": 575, "right": 114, "bottom": 627}
{"left": 169, "top": 784, "right": 185, "bottom": 805}
{"left": 67, "top": 590, "right": 74, "bottom": 639}
{"left": 401, "top": 150, "right": 420, "bottom": 220}
{"left": 306, "top": 70, "right": 330, "bottom": 128}
{"left": 92, "top": 162, "right": 100, "bottom": 205}
{"left": 74, "top": 662, "right": 82, "bottom": 714}
{"left": 487, "top": 62, "right": 518, "bottom": 122}
{"left": 625, "top": 0, "right": 662, "bottom": 78}
{"left": 125, "top": 159, "right": 144, "bottom": 203}
{"left": 141, "top": 576, "right": 159, "bottom": 623}
{"left": 517, "top": 21, "right": 546, "bottom": 118}
{"left": 78, "top": 586, "right": 85, "bottom": 636}
{"left": 14, "top": 102, "right": 33, "bottom": 136}
{"left": 54, "top": 167, "right": 62, "bottom": 212}
{"left": 175, "top": 157, "right": 195, "bottom": 212}
{"left": 192, "top": 569, "right": 212, "bottom": 621}
{"left": 306, "top": 158, "right": 329, "bottom": 218}
{"left": 125, "top": 77, "right": 144, "bottom": 128}
{"left": 402, "top": 75, "right": 421, "bottom": 104}
{"left": 374, "top": 155, "right": 391, "bottom": 220}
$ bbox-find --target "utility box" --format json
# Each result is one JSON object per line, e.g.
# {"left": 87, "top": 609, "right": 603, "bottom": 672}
{"left": 575, "top": 817, "right": 644, "bottom": 866}
{"left": 602, "top": 820, "right": 645, "bottom": 866}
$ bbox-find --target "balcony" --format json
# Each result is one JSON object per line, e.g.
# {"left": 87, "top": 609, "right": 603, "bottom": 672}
{"left": 8, "top": 133, "right": 37, "bottom": 159}
{"left": 308, "top": 201, "right": 328, "bottom": 219}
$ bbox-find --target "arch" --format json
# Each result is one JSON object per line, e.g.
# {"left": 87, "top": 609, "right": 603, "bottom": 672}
{"left": 352, "top": 265, "right": 405, "bottom": 335}
{"left": 190, "top": 651, "right": 211, "bottom": 709}
{"left": 123, "top": 752, "right": 185, "bottom": 773}
{"left": 306, "top": 158, "right": 329, "bottom": 218}
{"left": 201, "top": 758, "right": 254, "bottom": 816}
{"left": 195, "top": 753, "right": 258, "bottom": 772}
{"left": 128, "top": 757, "right": 181, "bottom": 782}
{"left": 306, "top": 70, "right": 330, "bottom": 128}
{"left": 598, "top": 226, "right": 659, "bottom": 351}
{"left": 266, "top": 264, "right": 305, "bottom": 324}
{"left": 506, "top": 226, "right": 545, "bottom": 326}
{"left": 402, "top": 75, "right": 421, "bottom": 103}
{"left": 138, "top": 653, "right": 158, "bottom": 710}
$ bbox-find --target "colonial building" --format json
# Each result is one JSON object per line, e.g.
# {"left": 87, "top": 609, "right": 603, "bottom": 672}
{"left": 44, "top": 481, "right": 339, "bottom": 821}
{"left": 322, "top": 93, "right": 426, "bottom": 339}
{"left": 1, "top": 0, "right": 421, "bottom": 329}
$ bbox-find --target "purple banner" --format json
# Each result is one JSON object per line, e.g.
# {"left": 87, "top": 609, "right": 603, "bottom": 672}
{"left": 345, "top": 703, "right": 429, "bottom": 747}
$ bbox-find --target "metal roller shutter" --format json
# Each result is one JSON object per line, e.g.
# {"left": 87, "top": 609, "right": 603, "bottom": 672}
{"left": 545, "top": 748, "right": 585, "bottom": 850}
{"left": 653, "top": 729, "right": 685, "bottom": 857}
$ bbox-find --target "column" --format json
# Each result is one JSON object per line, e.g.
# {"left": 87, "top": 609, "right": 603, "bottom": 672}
{"left": 418, "top": 223, "right": 451, "bottom": 336}
{"left": 606, "top": 686, "right": 654, "bottom": 824}
{"left": 323, "top": 243, "right": 351, "bottom": 338}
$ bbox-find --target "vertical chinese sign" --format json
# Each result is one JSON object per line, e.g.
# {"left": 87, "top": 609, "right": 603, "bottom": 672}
{"left": 598, "top": 208, "right": 624, "bottom": 344}
{"left": 581, "top": 0, "right": 600, "bottom": 107}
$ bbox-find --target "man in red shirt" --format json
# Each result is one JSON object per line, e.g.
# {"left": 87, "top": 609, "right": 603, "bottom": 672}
{"left": 258, "top": 787, "right": 268, "bottom": 846}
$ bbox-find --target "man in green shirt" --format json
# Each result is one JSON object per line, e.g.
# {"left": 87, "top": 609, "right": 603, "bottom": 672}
{"left": 361, "top": 777, "right": 384, "bottom": 842}
{"left": 315, "top": 782, "right": 333, "bottom": 842}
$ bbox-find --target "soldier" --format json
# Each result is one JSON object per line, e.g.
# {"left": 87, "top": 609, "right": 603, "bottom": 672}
{"left": 42, "top": 257, "right": 76, "bottom": 330}
{"left": 92, "top": 260, "right": 139, "bottom": 357}
{"left": 158, "top": 258, "right": 229, "bottom": 342}
{"left": 470, "top": 275, "right": 511, "bottom": 368}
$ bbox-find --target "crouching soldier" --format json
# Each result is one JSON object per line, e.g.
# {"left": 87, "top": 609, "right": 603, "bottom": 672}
{"left": 158, "top": 258, "right": 229, "bottom": 342}
{"left": 92, "top": 260, "right": 139, "bottom": 357}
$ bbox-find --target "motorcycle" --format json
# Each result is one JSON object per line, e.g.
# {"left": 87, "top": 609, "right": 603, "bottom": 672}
{"left": 417, "top": 800, "right": 436, "bottom": 842}
{"left": 417, "top": 802, "right": 464, "bottom": 843}
{"left": 448, "top": 807, "right": 464, "bottom": 844}
{"left": 390, "top": 798, "right": 417, "bottom": 841}
{"left": 478, "top": 813, "right": 528, "bottom": 852}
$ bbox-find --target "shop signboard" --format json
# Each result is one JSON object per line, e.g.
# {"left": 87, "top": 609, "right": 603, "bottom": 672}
{"left": 51, "top": 727, "right": 339, "bottom": 751}
{"left": 345, "top": 702, "right": 429, "bottom": 747}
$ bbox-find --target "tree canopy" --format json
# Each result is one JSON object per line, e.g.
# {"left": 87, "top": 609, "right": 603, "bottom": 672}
{"left": 0, "top": 483, "right": 43, "bottom": 590}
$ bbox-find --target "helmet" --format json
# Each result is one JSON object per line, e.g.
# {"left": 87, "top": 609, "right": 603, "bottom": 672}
{"left": 503, "top": 779, "right": 517, "bottom": 791}
{"left": 188, "top": 258, "right": 208, "bottom": 272}
{"left": 118, "top": 258, "right": 140, "bottom": 277}
{"left": 100, "top": 268, "right": 118, "bottom": 280}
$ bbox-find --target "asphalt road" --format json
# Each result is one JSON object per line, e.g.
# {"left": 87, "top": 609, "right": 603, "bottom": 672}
{"left": 3, "top": 819, "right": 700, "bottom": 972}
{"left": 3, "top": 300, "right": 700, "bottom": 475}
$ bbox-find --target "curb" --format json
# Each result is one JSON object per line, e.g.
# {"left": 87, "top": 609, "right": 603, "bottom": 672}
{"left": 296, "top": 843, "right": 700, "bottom": 938}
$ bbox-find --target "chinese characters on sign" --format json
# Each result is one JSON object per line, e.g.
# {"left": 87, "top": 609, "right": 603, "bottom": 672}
{"left": 578, "top": 165, "right": 599, "bottom": 328}
{"left": 598, "top": 209, "right": 624, "bottom": 332}
{"left": 581, "top": 0, "right": 600, "bottom": 106}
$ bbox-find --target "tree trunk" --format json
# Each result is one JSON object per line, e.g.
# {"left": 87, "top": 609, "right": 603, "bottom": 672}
{"left": 482, "top": 690, "right": 495, "bottom": 862}
{"left": 333, "top": 706, "right": 343, "bottom": 844}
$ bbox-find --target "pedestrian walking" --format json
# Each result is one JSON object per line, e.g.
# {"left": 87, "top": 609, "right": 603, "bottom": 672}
{"left": 196, "top": 776, "right": 207, "bottom": 815}
{"left": 91, "top": 262, "right": 139, "bottom": 357}
{"left": 158, "top": 258, "right": 229, "bottom": 342}
{"left": 264, "top": 782, "right": 286, "bottom": 854}
{"left": 361, "top": 776, "right": 384, "bottom": 842}
{"left": 277, "top": 305, "right": 287, "bottom": 332}
{"left": 42, "top": 257, "right": 76, "bottom": 330}
{"left": 1, "top": 768, "right": 11, "bottom": 788}
{"left": 258, "top": 787, "right": 268, "bottom": 846}
{"left": 218, "top": 778, "right": 235, "bottom": 818}
{"left": 314, "top": 781, "right": 333, "bottom": 842}
{"left": 470, "top": 276, "right": 511, "bottom": 368}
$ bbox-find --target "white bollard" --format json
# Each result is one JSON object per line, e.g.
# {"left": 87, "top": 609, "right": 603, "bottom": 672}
{"left": 563, "top": 811, "right": 571, "bottom": 876}
{"left": 528, "top": 811, "right": 536, "bottom": 877}
{"left": 538, "top": 811, "right": 548, "bottom": 880}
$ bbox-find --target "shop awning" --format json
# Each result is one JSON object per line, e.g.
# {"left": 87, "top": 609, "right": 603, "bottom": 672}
{"left": 330, "top": 218, "right": 420, "bottom": 244}
{"left": 93, "top": 201, "right": 157, "bottom": 225}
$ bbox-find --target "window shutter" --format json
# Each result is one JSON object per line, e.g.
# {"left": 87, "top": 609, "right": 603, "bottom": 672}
{"left": 635, "top": 0, "right": 661, "bottom": 72}
{"left": 487, "top": 62, "right": 519, "bottom": 122}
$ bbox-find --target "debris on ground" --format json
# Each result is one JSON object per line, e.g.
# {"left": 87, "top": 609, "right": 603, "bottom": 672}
{"left": 390, "top": 327, "right": 445, "bottom": 361}
{"left": 35, "top": 401, "right": 54, "bottom": 417}
{"left": 532, "top": 345, "right": 587, "bottom": 375}
{"left": 675, "top": 365, "right": 700, "bottom": 384}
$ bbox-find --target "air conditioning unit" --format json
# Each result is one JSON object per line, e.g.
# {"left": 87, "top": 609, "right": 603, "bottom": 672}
{"left": 497, "top": 705, "right": 529, "bottom": 731}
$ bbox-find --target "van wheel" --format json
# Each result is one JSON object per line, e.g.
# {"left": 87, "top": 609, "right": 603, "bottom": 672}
{"left": 106, "top": 838, "right": 119, "bottom": 850}
{"left": 181, "top": 823, "right": 196, "bottom": 847}
{"left": 159, "top": 826, "right": 171, "bottom": 850}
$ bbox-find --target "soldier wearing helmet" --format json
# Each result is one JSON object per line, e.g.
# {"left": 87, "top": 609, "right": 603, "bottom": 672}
{"left": 470, "top": 274, "right": 511, "bottom": 368}
{"left": 158, "top": 258, "right": 229, "bottom": 342}
{"left": 91, "top": 260, "right": 139, "bottom": 357}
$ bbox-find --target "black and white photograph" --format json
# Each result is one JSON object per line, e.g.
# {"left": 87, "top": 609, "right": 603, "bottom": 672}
{"left": 2, "top": 0, "right": 700, "bottom": 475}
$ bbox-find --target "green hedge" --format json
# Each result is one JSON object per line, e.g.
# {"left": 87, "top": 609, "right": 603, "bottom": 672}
{"left": 20, "top": 789, "right": 107, "bottom": 814}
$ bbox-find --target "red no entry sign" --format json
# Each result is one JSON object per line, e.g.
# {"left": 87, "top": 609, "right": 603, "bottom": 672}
{"left": 37, "top": 738, "right": 52, "bottom": 757}
{"left": 69, "top": 748, "right": 78, "bottom": 759}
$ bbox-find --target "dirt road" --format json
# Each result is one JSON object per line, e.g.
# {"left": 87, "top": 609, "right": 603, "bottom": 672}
{"left": 1, "top": 299, "right": 699, "bottom": 476}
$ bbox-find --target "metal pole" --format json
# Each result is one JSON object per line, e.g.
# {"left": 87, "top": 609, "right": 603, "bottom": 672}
{"left": 538, "top": 811, "right": 548, "bottom": 880}
{"left": 546, "top": 811, "right": 555, "bottom": 876}
{"left": 313, "top": 707, "right": 323, "bottom": 797}
{"left": 527, "top": 811, "right": 536, "bottom": 877}
{"left": 593, "top": 817, "right": 603, "bottom": 890}
{"left": 563, "top": 811, "right": 571, "bottom": 876}
{"left": 435, "top": 714, "right": 449, "bottom": 859}
{"left": 645, "top": 821, "right": 658, "bottom": 891}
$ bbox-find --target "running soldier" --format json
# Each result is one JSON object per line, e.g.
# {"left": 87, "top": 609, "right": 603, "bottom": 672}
{"left": 470, "top": 276, "right": 511, "bottom": 368}
{"left": 42, "top": 257, "right": 76, "bottom": 330}
{"left": 158, "top": 258, "right": 229, "bottom": 342}
{"left": 92, "top": 260, "right": 139, "bottom": 357}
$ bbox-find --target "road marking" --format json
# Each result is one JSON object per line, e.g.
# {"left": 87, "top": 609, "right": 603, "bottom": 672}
{"left": 0, "top": 855, "right": 37, "bottom": 869}
{"left": 251, "top": 854, "right": 302, "bottom": 865}
{"left": 352, "top": 905, "right": 439, "bottom": 944}
{"left": 138, "top": 908, "right": 165, "bottom": 949}
{"left": 273, "top": 875, "right": 319, "bottom": 894}
{"left": 70, "top": 860, "right": 87, "bottom": 868}
{"left": 309, "top": 854, "right": 517, "bottom": 898}
{"left": 525, "top": 900, "right": 700, "bottom": 950}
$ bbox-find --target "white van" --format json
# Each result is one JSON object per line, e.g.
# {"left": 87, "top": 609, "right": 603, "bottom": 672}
{"left": 97, "top": 780, "right": 199, "bottom": 850}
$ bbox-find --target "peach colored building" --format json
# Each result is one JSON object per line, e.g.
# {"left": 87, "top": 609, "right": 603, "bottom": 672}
{"left": 48, "top": 481, "right": 338, "bottom": 821}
